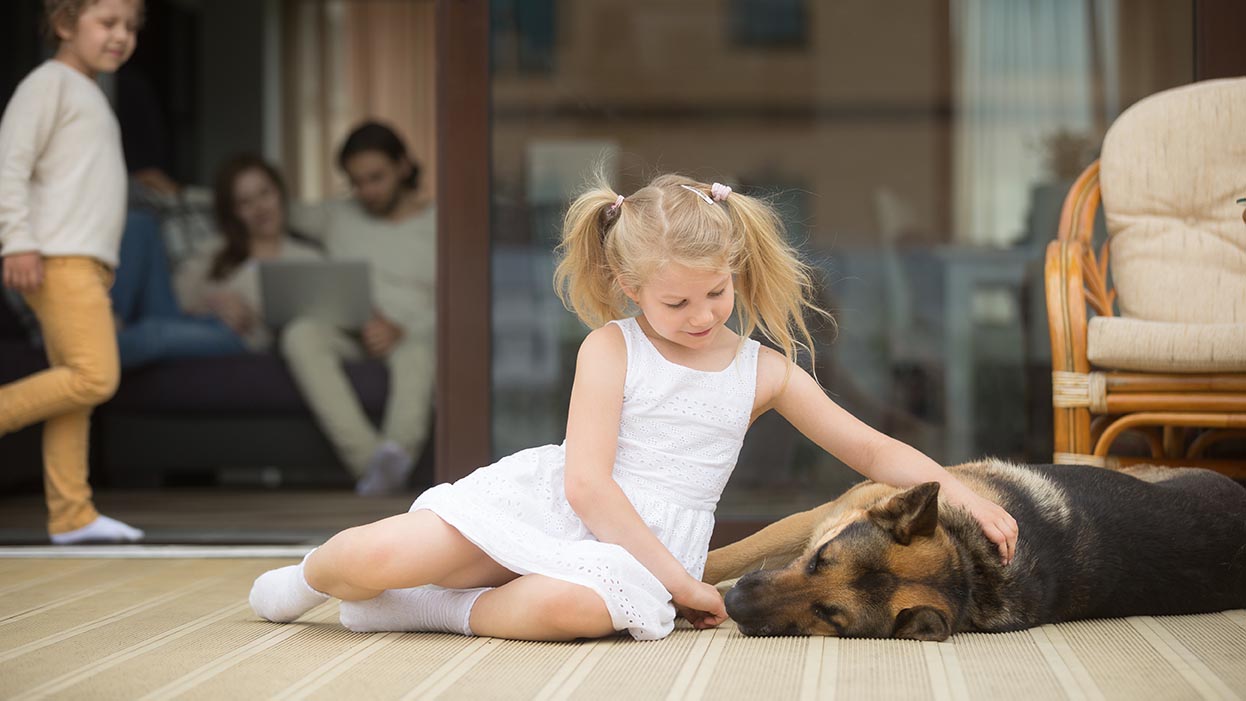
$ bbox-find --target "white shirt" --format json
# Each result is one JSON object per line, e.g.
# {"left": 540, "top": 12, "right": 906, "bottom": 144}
{"left": 289, "top": 198, "right": 436, "bottom": 338}
{"left": 0, "top": 61, "right": 127, "bottom": 267}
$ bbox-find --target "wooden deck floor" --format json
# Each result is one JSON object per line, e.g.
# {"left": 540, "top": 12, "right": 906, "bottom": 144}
{"left": 0, "top": 490, "right": 414, "bottom": 545}
{"left": 1, "top": 555, "right": 1244, "bottom": 700}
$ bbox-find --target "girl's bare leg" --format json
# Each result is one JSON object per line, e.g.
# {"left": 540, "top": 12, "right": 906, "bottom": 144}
{"left": 468, "top": 574, "right": 617, "bottom": 641}
{"left": 306, "top": 510, "right": 518, "bottom": 600}
{"left": 257, "top": 510, "right": 623, "bottom": 641}
{"left": 250, "top": 510, "right": 516, "bottom": 623}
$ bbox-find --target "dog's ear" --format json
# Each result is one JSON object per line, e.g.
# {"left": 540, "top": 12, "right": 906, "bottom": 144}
{"left": 868, "top": 481, "right": 940, "bottom": 545}
{"left": 892, "top": 605, "right": 951, "bottom": 641}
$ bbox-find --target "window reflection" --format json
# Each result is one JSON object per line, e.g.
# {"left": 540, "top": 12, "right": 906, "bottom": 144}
{"left": 490, "top": 0, "right": 1193, "bottom": 518}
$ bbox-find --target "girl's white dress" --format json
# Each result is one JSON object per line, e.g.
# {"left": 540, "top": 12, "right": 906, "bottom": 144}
{"left": 410, "top": 316, "right": 760, "bottom": 640}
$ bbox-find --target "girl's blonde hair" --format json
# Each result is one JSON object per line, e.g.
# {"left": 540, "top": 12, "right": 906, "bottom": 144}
{"left": 43, "top": 0, "right": 145, "bottom": 44}
{"left": 554, "top": 172, "right": 832, "bottom": 370}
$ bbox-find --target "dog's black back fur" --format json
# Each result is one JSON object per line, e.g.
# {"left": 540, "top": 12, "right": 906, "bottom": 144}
{"left": 948, "top": 464, "right": 1246, "bottom": 631}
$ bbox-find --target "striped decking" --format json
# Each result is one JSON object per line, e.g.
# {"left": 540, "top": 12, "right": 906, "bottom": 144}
{"left": 1, "top": 557, "right": 1244, "bottom": 700}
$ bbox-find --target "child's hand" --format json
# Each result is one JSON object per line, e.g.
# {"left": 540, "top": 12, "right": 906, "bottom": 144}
{"left": 953, "top": 492, "right": 1019, "bottom": 566}
{"left": 672, "top": 578, "right": 727, "bottom": 629}
{"left": 2, "top": 252, "right": 43, "bottom": 293}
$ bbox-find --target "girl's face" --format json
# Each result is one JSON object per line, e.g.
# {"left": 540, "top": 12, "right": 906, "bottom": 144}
{"left": 55, "top": 0, "right": 140, "bottom": 78}
{"left": 232, "top": 168, "right": 285, "bottom": 242}
{"left": 625, "top": 262, "right": 735, "bottom": 351}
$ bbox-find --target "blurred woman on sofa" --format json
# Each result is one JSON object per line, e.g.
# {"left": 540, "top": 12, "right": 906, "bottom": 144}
{"left": 175, "top": 154, "right": 323, "bottom": 353}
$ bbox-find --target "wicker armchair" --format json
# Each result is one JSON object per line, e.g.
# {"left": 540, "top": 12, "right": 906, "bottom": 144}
{"left": 1045, "top": 78, "right": 1246, "bottom": 474}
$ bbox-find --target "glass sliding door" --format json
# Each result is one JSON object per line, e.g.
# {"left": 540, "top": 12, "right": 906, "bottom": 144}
{"left": 487, "top": 0, "right": 1194, "bottom": 522}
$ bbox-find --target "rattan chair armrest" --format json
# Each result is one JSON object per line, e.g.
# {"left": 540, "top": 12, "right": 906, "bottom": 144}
{"left": 1045, "top": 238, "right": 1091, "bottom": 375}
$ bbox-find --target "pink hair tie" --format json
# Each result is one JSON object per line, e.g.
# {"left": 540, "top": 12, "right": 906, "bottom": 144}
{"left": 711, "top": 183, "right": 732, "bottom": 202}
{"left": 608, "top": 194, "right": 625, "bottom": 213}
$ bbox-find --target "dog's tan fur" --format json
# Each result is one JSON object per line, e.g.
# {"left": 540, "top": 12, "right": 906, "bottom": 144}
{"left": 704, "top": 460, "right": 1246, "bottom": 640}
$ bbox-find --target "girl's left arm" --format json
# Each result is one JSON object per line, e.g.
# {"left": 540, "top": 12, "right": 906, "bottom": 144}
{"left": 759, "top": 349, "right": 1018, "bottom": 564}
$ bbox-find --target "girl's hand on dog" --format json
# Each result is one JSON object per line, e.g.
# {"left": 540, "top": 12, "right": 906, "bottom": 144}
{"left": 961, "top": 494, "right": 1019, "bottom": 566}
{"left": 673, "top": 578, "right": 727, "bottom": 629}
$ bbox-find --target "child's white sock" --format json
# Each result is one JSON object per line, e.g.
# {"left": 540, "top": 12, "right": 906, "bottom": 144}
{"left": 249, "top": 550, "right": 330, "bottom": 623}
{"left": 50, "top": 514, "right": 144, "bottom": 545}
{"left": 339, "top": 586, "right": 490, "bottom": 635}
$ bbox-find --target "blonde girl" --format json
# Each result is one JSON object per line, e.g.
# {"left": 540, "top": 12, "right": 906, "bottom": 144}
{"left": 0, "top": 0, "right": 144, "bottom": 544}
{"left": 249, "top": 173, "right": 1018, "bottom": 641}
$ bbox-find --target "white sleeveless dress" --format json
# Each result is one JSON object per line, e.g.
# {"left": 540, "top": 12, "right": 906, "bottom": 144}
{"left": 409, "top": 317, "right": 760, "bottom": 640}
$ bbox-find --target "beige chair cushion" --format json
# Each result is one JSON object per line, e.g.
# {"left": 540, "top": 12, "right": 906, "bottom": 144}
{"left": 1088, "top": 316, "right": 1246, "bottom": 372}
{"left": 1098, "top": 77, "right": 1246, "bottom": 325}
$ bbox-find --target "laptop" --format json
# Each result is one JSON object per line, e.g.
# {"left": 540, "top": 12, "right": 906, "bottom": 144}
{"left": 259, "top": 260, "right": 372, "bottom": 330}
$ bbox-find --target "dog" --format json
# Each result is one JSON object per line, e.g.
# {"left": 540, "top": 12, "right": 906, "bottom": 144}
{"left": 703, "top": 460, "right": 1246, "bottom": 641}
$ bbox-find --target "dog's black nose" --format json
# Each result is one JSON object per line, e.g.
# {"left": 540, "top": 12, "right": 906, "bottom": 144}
{"left": 724, "top": 585, "right": 746, "bottom": 618}
{"left": 724, "top": 573, "right": 765, "bottom": 622}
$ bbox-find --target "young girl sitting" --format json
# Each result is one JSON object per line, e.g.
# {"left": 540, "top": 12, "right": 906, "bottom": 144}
{"left": 250, "top": 174, "right": 1018, "bottom": 641}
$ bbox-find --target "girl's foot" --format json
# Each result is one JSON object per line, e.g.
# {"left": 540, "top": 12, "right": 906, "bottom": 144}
{"left": 249, "top": 552, "right": 330, "bottom": 622}
{"left": 339, "top": 586, "right": 489, "bottom": 634}
{"left": 49, "top": 514, "right": 144, "bottom": 545}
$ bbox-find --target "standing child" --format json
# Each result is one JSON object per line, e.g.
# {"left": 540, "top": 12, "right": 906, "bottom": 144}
{"left": 250, "top": 174, "right": 1019, "bottom": 641}
{"left": 0, "top": 0, "right": 145, "bottom": 544}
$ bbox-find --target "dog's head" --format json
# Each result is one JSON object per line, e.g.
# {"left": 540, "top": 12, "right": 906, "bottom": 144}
{"left": 724, "top": 481, "right": 961, "bottom": 641}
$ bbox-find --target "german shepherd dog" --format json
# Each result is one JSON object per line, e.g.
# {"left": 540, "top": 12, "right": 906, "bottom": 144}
{"left": 703, "top": 461, "right": 1246, "bottom": 641}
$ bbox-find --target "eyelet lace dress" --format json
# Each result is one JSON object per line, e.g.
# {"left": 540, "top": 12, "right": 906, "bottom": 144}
{"left": 409, "top": 316, "right": 760, "bottom": 640}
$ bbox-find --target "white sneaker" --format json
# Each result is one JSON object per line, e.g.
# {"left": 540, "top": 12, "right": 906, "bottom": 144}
{"left": 50, "top": 514, "right": 145, "bottom": 545}
{"left": 356, "top": 441, "right": 414, "bottom": 496}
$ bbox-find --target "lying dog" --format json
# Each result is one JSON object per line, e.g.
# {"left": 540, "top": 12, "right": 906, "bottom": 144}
{"left": 703, "top": 461, "right": 1246, "bottom": 641}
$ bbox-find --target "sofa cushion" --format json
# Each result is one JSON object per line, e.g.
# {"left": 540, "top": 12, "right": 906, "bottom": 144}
{"left": 1087, "top": 316, "right": 1246, "bottom": 372}
{"left": 1098, "top": 77, "right": 1246, "bottom": 325}
{"left": 106, "top": 353, "right": 389, "bottom": 414}
{"left": 1, "top": 287, "right": 34, "bottom": 342}
{"left": 0, "top": 341, "right": 46, "bottom": 382}
{"left": 0, "top": 332, "right": 389, "bottom": 416}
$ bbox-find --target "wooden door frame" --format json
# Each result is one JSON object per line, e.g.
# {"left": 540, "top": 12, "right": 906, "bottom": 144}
{"left": 1194, "top": 0, "right": 1246, "bottom": 79}
{"left": 434, "top": 0, "right": 491, "bottom": 484}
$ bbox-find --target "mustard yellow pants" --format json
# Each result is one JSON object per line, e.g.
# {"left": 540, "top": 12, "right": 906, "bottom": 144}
{"left": 0, "top": 257, "right": 119, "bottom": 534}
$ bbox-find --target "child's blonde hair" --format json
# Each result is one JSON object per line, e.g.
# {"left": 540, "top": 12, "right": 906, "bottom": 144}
{"left": 554, "top": 172, "right": 832, "bottom": 370}
{"left": 43, "top": 0, "right": 145, "bottom": 44}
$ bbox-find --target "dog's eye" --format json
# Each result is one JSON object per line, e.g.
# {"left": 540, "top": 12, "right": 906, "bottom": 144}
{"left": 812, "top": 603, "right": 840, "bottom": 620}
{"left": 806, "top": 542, "right": 832, "bottom": 574}
{"left": 812, "top": 604, "right": 845, "bottom": 634}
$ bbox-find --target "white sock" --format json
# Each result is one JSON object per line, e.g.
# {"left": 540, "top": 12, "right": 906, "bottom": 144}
{"left": 339, "top": 586, "right": 490, "bottom": 635}
{"left": 249, "top": 550, "right": 330, "bottom": 623}
{"left": 50, "top": 514, "right": 144, "bottom": 545}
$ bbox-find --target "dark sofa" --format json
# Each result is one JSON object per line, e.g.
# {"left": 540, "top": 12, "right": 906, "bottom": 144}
{"left": 0, "top": 276, "right": 415, "bottom": 491}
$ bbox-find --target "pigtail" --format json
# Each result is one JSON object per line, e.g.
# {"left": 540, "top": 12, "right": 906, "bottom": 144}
{"left": 724, "top": 192, "right": 833, "bottom": 374}
{"left": 553, "top": 171, "right": 833, "bottom": 370}
{"left": 553, "top": 182, "right": 627, "bottom": 328}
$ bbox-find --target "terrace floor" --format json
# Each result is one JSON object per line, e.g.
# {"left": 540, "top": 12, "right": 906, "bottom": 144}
{"left": 1, "top": 552, "right": 1244, "bottom": 700}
